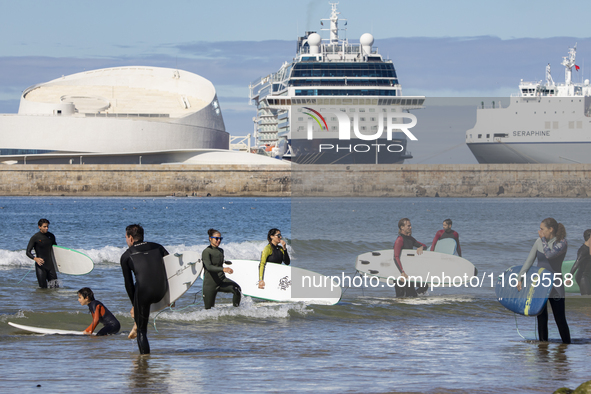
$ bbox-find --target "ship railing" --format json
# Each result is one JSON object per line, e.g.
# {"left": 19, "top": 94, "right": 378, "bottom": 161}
{"left": 84, "top": 113, "right": 170, "bottom": 118}
{"left": 289, "top": 80, "right": 395, "bottom": 87}
{"left": 229, "top": 134, "right": 252, "bottom": 152}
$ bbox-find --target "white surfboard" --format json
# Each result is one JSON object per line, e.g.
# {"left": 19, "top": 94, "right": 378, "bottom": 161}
{"left": 433, "top": 239, "right": 457, "bottom": 255}
{"left": 356, "top": 250, "right": 477, "bottom": 285}
{"left": 8, "top": 321, "right": 91, "bottom": 335}
{"left": 51, "top": 245, "right": 94, "bottom": 275}
{"left": 220, "top": 259, "right": 341, "bottom": 305}
{"left": 151, "top": 251, "right": 203, "bottom": 312}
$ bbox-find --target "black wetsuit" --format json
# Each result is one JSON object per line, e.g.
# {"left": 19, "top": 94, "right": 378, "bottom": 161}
{"left": 120, "top": 241, "right": 169, "bottom": 354}
{"left": 393, "top": 233, "right": 427, "bottom": 298}
{"left": 86, "top": 300, "right": 121, "bottom": 336}
{"left": 570, "top": 244, "right": 591, "bottom": 295}
{"left": 26, "top": 231, "right": 58, "bottom": 288}
{"left": 202, "top": 245, "right": 241, "bottom": 309}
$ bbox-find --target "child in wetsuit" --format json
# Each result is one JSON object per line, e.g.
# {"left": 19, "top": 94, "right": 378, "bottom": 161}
{"left": 77, "top": 287, "right": 121, "bottom": 336}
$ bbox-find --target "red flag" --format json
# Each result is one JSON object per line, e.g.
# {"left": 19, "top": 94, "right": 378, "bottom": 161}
{"left": 575, "top": 65, "right": 580, "bottom": 71}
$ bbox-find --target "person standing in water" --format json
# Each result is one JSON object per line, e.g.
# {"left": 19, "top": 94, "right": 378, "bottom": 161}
{"left": 258, "top": 228, "right": 290, "bottom": 289}
{"left": 517, "top": 217, "right": 571, "bottom": 344}
{"left": 567, "top": 229, "right": 591, "bottom": 295}
{"left": 393, "top": 218, "right": 427, "bottom": 298}
{"left": 201, "top": 229, "right": 241, "bottom": 309}
{"left": 430, "top": 218, "right": 462, "bottom": 256}
{"left": 120, "top": 224, "right": 169, "bottom": 354}
{"left": 26, "top": 218, "right": 58, "bottom": 288}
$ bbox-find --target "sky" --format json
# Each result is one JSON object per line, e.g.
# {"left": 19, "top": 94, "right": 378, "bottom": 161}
{"left": 1, "top": 0, "right": 590, "bottom": 163}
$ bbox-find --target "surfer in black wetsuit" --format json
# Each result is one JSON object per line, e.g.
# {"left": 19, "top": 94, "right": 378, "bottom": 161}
{"left": 517, "top": 218, "right": 570, "bottom": 344}
{"left": 258, "top": 228, "right": 290, "bottom": 289}
{"left": 26, "top": 218, "right": 58, "bottom": 288}
{"left": 78, "top": 287, "right": 120, "bottom": 336}
{"left": 567, "top": 229, "right": 591, "bottom": 295}
{"left": 393, "top": 218, "right": 427, "bottom": 298}
{"left": 120, "top": 224, "right": 169, "bottom": 354}
{"left": 202, "top": 229, "right": 241, "bottom": 309}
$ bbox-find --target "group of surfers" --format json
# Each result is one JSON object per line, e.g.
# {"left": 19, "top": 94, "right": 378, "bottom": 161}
{"left": 25, "top": 216, "right": 591, "bottom": 351}
{"left": 25, "top": 220, "right": 290, "bottom": 354}
{"left": 394, "top": 216, "right": 591, "bottom": 344}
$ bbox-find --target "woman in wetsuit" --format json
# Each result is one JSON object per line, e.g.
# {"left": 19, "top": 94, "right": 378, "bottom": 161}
{"left": 258, "top": 228, "right": 290, "bottom": 289}
{"left": 78, "top": 287, "right": 120, "bottom": 336}
{"left": 201, "top": 229, "right": 241, "bottom": 309}
{"left": 517, "top": 217, "right": 571, "bottom": 343}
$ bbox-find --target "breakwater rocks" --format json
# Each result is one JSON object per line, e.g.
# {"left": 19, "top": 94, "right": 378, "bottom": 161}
{"left": 554, "top": 380, "right": 591, "bottom": 393}
{"left": 0, "top": 163, "right": 590, "bottom": 197}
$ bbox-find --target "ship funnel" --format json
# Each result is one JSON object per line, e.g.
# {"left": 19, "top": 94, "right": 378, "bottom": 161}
{"left": 360, "top": 33, "right": 374, "bottom": 56}
{"left": 308, "top": 33, "right": 321, "bottom": 54}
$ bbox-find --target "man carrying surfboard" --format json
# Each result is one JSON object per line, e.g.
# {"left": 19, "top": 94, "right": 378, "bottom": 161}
{"left": 26, "top": 218, "right": 58, "bottom": 288}
{"left": 393, "top": 218, "right": 427, "bottom": 297}
{"left": 430, "top": 219, "right": 462, "bottom": 257}
{"left": 120, "top": 224, "right": 169, "bottom": 354}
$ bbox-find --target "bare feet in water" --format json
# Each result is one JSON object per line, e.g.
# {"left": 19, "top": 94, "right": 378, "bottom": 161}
{"left": 128, "top": 323, "right": 137, "bottom": 339}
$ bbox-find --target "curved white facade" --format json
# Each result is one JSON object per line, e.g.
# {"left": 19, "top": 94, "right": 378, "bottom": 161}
{"left": 0, "top": 66, "right": 228, "bottom": 156}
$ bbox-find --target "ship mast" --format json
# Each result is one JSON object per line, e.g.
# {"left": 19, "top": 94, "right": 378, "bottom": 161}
{"left": 321, "top": 3, "right": 347, "bottom": 45}
{"left": 329, "top": 3, "right": 339, "bottom": 44}
{"left": 561, "top": 43, "right": 577, "bottom": 86}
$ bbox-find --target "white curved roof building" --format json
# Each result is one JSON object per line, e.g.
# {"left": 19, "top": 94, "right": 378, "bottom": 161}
{"left": 0, "top": 66, "right": 234, "bottom": 163}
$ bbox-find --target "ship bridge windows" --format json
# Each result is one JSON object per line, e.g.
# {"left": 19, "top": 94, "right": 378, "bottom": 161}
{"left": 291, "top": 63, "right": 397, "bottom": 78}
{"left": 289, "top": 79, "right": 397, "bottom": 87}
{"left": 295, "top": 89, "right": 398, "bottom": 96}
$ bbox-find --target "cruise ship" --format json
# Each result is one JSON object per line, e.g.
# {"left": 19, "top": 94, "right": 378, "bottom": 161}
{"left": 466, "top": 44, "right": 591, "bottom": 164}
{"left": 249, "top": 3, "right": 424, "bottom": 164}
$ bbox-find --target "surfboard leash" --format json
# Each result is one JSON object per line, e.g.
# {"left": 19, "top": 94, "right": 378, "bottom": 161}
{"left": 514, "top": 313, "right": 539, "bottom": 341}
{"left": 341, "top": 270, "right": 360, "bottom": 296}
{"left": 17, "top": 267, "right": 34, "bottom": 284}
{"left": 152, "top": 290, "right": 203, "bottom": 333}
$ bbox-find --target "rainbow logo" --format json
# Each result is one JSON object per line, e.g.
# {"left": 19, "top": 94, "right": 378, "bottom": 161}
{"left": 303, "top": 107, "right": 328, "bottom": 130}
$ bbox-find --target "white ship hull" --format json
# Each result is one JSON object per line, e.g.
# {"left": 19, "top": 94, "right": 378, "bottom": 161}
{"left": 467, "top": 141, "right": 591, "bottom": 164}
{"left": 466, "top": 96, "right": 591, "bottom": 164}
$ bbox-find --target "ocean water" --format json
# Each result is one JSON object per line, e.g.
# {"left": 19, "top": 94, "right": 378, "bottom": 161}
{"left": 0, "top": 196, "right": 590, "bottom": 393}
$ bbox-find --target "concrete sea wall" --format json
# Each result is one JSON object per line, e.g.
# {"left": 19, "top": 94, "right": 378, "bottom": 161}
{"left": 0, "top": 163, "right": 590, "bottom": 197}
{"left": 0, "top": 164, "right": 291, "bottom": 197}
{"left": 293, "top": 164, "right": 591, "bottom": 197}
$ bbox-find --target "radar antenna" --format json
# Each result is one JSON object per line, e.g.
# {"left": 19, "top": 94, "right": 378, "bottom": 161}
{"left": 561, "top": 43, "right": 577, "bottom": 85}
